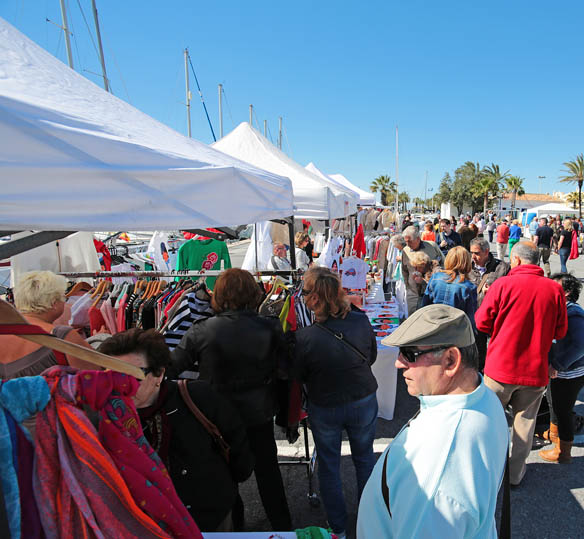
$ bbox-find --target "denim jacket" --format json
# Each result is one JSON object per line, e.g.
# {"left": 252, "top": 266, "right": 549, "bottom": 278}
{"left": 421, "top": 272, "right": 478, "bottom": 331}
{"left": 549, "top": 302, "right": 584, "bottom": 372}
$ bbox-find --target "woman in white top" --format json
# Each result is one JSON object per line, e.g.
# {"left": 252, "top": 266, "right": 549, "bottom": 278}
{"left": 294, "top": 232, "right": 312, "bottom": 271}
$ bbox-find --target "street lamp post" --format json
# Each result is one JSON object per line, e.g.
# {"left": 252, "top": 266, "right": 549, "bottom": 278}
{"left": 538, "top": 176, "right": 546, "bottom": 194}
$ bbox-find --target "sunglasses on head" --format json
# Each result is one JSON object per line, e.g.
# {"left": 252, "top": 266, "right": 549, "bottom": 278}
{"left": 139, "top": 366, "right": 152, "bottom": 376}
{"left": 399, "top": 346, "right": 448, "bottom": 363}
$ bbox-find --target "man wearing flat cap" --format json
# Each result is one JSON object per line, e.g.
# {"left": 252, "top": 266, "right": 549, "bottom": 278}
{"left": 357, "top": 305, "right": 508, "bottom": 539}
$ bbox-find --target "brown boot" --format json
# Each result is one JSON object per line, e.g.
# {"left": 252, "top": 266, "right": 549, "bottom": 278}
{"left": 539, "top": 440, "right": 573, "bottom": 463}
{"left": 538, "top": 423, "right": 559, "bottom": 444}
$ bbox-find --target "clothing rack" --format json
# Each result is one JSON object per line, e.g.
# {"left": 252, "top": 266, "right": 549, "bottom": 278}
{"left": 58, "top": 269, "right": 300, "bottom": 279}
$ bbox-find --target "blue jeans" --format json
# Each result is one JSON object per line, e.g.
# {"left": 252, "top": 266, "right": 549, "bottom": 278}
{"left": 308, "top": 393, "right": 378, "bottom": 533}
{"left": 559, "top": 248, "right": 570, "bottom": 272}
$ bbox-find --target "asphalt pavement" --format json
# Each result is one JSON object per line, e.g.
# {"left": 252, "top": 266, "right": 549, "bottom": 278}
{"left": 229, "top": 238, "right": 584, "bottom": 538}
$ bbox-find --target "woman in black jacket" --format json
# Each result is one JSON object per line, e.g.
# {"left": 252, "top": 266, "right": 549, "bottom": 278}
{"left": 99, "top": 328, "right": 254, "bottom": 532}
{"left": 171, "top": 268, "right": 292, "bottom": 531}
{"left": 295, "top": 266, "right": 378, "bottom": 539}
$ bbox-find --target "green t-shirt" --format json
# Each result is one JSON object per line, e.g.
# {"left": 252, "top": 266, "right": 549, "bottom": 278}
{"left": 176, "top": 239, "right": 232, "bottom": 290}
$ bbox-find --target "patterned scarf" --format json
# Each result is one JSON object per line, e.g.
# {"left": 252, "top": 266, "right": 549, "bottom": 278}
{"left": 36, "top": 367, "right": 201, "bottom": 538}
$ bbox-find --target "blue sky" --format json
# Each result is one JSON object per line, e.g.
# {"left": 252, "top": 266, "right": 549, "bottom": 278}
{"left": 2, "top": 1, "right": 583, "bottom": 200}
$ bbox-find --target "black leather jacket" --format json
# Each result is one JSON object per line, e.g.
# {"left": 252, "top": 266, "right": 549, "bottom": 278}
{"left": 294, "top": 306, "right": 378, "bottom": 407}
{"left": 170, "top": 310, "right": 288, "bottom": 427}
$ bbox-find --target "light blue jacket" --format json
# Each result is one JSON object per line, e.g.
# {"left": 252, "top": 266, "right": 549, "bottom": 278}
{"left": 357, "top": 378, "right": 508, "bottom": 539}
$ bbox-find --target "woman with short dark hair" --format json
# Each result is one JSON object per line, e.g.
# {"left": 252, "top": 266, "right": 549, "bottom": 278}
{"left": 294, "top": 267, "right": 378, "bottom": 538}
{"left": 171, "top": 268, "right": 292, "bottom": 530}
{"left": 99, "top": 328, "right": 254, "bottom": 532}
{"left": 539, "top": 273, "right": 584, "bottom": 464}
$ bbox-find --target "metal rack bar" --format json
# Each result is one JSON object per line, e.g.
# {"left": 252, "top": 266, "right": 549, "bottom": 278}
{"left": 58, "top": 269, "right": 300, "bottom": 278}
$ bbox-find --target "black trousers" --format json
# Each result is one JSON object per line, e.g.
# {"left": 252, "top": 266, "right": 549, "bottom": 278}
{"left": 233, "top": 420, "right": 292, "bottom": 530}
{"left": 547, "top": 375, "right": 584, "bottom": 441}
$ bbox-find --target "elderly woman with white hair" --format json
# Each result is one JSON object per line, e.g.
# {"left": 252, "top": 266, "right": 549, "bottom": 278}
{"left": 0, "top": 271, "right": 95, "bottom": 380}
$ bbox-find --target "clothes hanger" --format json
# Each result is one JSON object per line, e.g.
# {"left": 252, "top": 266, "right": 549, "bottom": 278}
{"left": 0, "top": 300, "right": 144, "bottom": 379}
{"left": 66, "top": 281, "right": 93, "bottom": 297}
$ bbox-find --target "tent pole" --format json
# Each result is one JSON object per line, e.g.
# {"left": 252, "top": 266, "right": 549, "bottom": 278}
{"left": 254, "top": 223, "right": 259, "bottom": 272}
{"left": 184, "top": 48, "right": 192, "bottom": 137}
{"left": 91, "top": 0, "right": 110, "bottom": 92}
{"left": 288, "top": 217, "right": 296, "bottom": 270}
{"left": 218, "top": 84, "right": 223, "bottom": 138}
{"left": 58, "top": 0, "right": 74, "bottom": 69}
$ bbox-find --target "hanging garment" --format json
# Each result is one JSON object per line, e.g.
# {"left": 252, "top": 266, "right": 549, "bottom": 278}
{"left": 340, "top": 257, "right": 369, "bottom": 289}
{"left": 0, "top": 376, "right": 50, "bottom": 539}
{"left": 352, "top": 224, "right": 366, "bottom": 258}
{"left": 176, "top": 239, "right": 231, "bottom": 290}
{"left": 93, "top": 239, "right": 112, "bottom": 271}
{"left": 163, "top": 287, "right": 214, "bottom": 351}
{"left": 10, "top": 232, "right": 100, "bottom": 287}
{"left": 242, "top": 221, "right": 273, "bottom": 271}
{"left": 569, "top": 230, "right": 579, "bottom": 260}
{"left": 35, "top": 367, "right": 201, "bottom": 539}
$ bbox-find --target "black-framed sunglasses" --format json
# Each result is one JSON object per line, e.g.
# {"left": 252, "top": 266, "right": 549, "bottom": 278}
{"left": 139, "top": 366, "right": 152, "bottom": 376}
{"left": 399, "top": 346, "right": 449, "bottom": 364}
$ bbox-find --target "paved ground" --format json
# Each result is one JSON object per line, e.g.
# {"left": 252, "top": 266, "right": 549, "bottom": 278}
{"left": 229, "top": 239, "right": 584, "bottom": 538}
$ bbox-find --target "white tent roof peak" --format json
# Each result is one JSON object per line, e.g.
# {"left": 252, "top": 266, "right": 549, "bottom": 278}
{"left": 0, "top": 18, "right": 293, "bottom": 231}
{"left": 328, "top": 173, "right": 376, "bottom": 206}
{"left": 214, "top": 123, "right": 356, "bottom": 220}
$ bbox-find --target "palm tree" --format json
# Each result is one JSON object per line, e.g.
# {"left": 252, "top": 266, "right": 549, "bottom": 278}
{"left": 560, "top": 154, "right": 584, "bottom": 218}
{"left": 369, "top": 174, "right": 397, "bottom": 206}
{"left": 566, "top": 191, "right": 580, "bottom": 210}
{"left": 398, "top": 191, "right": 410, "bottom": 212}
{"left": 505, "top": 175, "right": 525, "bottom": 212}
{"left": 472, "top": 163, "right": 509, "bottom": 214}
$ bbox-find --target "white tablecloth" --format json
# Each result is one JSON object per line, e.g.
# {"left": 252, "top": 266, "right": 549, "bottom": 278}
{"left": 362, "top": 299, "right": 400, "bottom": 420}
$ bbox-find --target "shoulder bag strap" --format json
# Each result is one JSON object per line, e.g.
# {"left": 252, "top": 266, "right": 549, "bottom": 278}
{"left": 476, "top": 272, "right": 490, "bottom": 295}
{"left": 177, "top": 380, "right": 230, "bottom": 463}
{"left": 381, "top": 450, "right": 392, "bottom": 517}
{"left": 314, "top": 322, "right": 368, "bottom": 363}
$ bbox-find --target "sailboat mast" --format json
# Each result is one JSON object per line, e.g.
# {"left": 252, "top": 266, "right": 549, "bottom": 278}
{"left": 218, "top": 84, "right": 223, "bottom": 138}
{"left": 58, "top": 0, "right": 74, "bottom": 69}
{"left": 249, "top": 104, "right": 253, "bottom": 126}
{"left": 395, "top": 125, "right": 399, "bottom": 210}
{"left": 278, "top": 117, "right": 282, "bottom": 150}
{"left": 184, "top": 48, "right": 191, "bottom": 137}
{"left": 91, "top": 0, "right": 109, "bottom": 92}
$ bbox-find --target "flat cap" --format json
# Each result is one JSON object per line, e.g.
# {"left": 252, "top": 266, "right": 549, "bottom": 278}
{"left": 382, "top": 304, "right": 475, "bottom": 348}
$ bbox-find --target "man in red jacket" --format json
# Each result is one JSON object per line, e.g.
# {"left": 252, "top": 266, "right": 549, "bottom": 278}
{"left": 475, "top": 241, "right": 567, "bottom": 486}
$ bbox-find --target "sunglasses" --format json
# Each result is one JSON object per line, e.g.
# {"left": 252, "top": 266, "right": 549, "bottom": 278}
{"left": 139, "top": 366, "right": 152, "bottom": 376}
{"left": 301, "top": 288, "right": 313, "bottom": 296}
{"left": 399, "top": 346, "right": 448, "bottom": 363}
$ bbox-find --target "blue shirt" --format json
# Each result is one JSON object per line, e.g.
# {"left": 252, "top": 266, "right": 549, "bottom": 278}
{"left": 422, "top": 272, "right": 478, "bottom": 331}
{"left": 357, "top": 378, "right": 508, "bottom": 538}
{"left": 509, "top": 224, "right": 522, "bottom": 240}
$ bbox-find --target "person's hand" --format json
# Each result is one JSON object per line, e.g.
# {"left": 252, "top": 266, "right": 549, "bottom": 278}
{"left": 413, "top": 272, "right": 423, "bottom": 284}
{"left": 549, "top": 367, "right": 558, "bottom": 379}
{"left": 92, "top": 325, "right": 108, "bottom": 336}
{"left": 440, "top": 240, "right": 447, "bottom": 248}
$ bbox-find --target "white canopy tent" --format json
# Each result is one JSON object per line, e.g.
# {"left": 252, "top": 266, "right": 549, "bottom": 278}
{"left": 305, "top": 162, "right": 359, "bottom": 212}
{"left": 329, "top": 173, "right": 376, "bottom": 206}
{"left": 0, "top": 18, "right": 294, "bottom": 231}
{"left": 213, "top": 123, "right": 353, "bottom": 220}
{"left": 528, "top": 202, "right": 579, "bottom": 217}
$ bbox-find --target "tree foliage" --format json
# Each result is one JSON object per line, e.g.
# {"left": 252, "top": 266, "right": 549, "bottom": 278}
{"left": 369, "top": 174, "right": 396, "bottom": 206}
{"left": 505, "top": 175, "right": 525, "bottom": 210}
{"left": 560, "top": 154, "right": 584, "bottom": 218}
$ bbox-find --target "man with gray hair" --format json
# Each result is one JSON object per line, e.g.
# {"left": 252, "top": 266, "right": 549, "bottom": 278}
{"left": 401, "top": 226, "right": 443, "bottom": 316}
{"left": 468, "top": 237, "right": 510, "bottom": 370}
{"left": 357, "top": 305, "right": 508, "bottom": 537}
{"left": 475, "top": 240, "right": 568, "bottom": 486}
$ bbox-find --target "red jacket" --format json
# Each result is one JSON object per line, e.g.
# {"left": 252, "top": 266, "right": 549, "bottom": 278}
{"left": 475, "top": 264, "right": 567, "bottom": 386}
{"left": 496, "top": 224, "right": 509, "bottom": 243}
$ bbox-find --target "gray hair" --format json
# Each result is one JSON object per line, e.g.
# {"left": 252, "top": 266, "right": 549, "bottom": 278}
{"left": 403, "top": 226, "right": 420, "bottom": 240}
{"left": 391, "top": 234, "right": 406, "bottom": 248}
{"left": 470, "top": 237, "right": 490, "bottom": 253}
{"left": 511, "top": 241, "right": 539, "bottom": 264}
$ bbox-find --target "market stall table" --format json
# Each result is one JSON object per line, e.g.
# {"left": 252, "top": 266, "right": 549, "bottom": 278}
{"left": 362, "top": 299, "right": 399, "bottom": 420}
